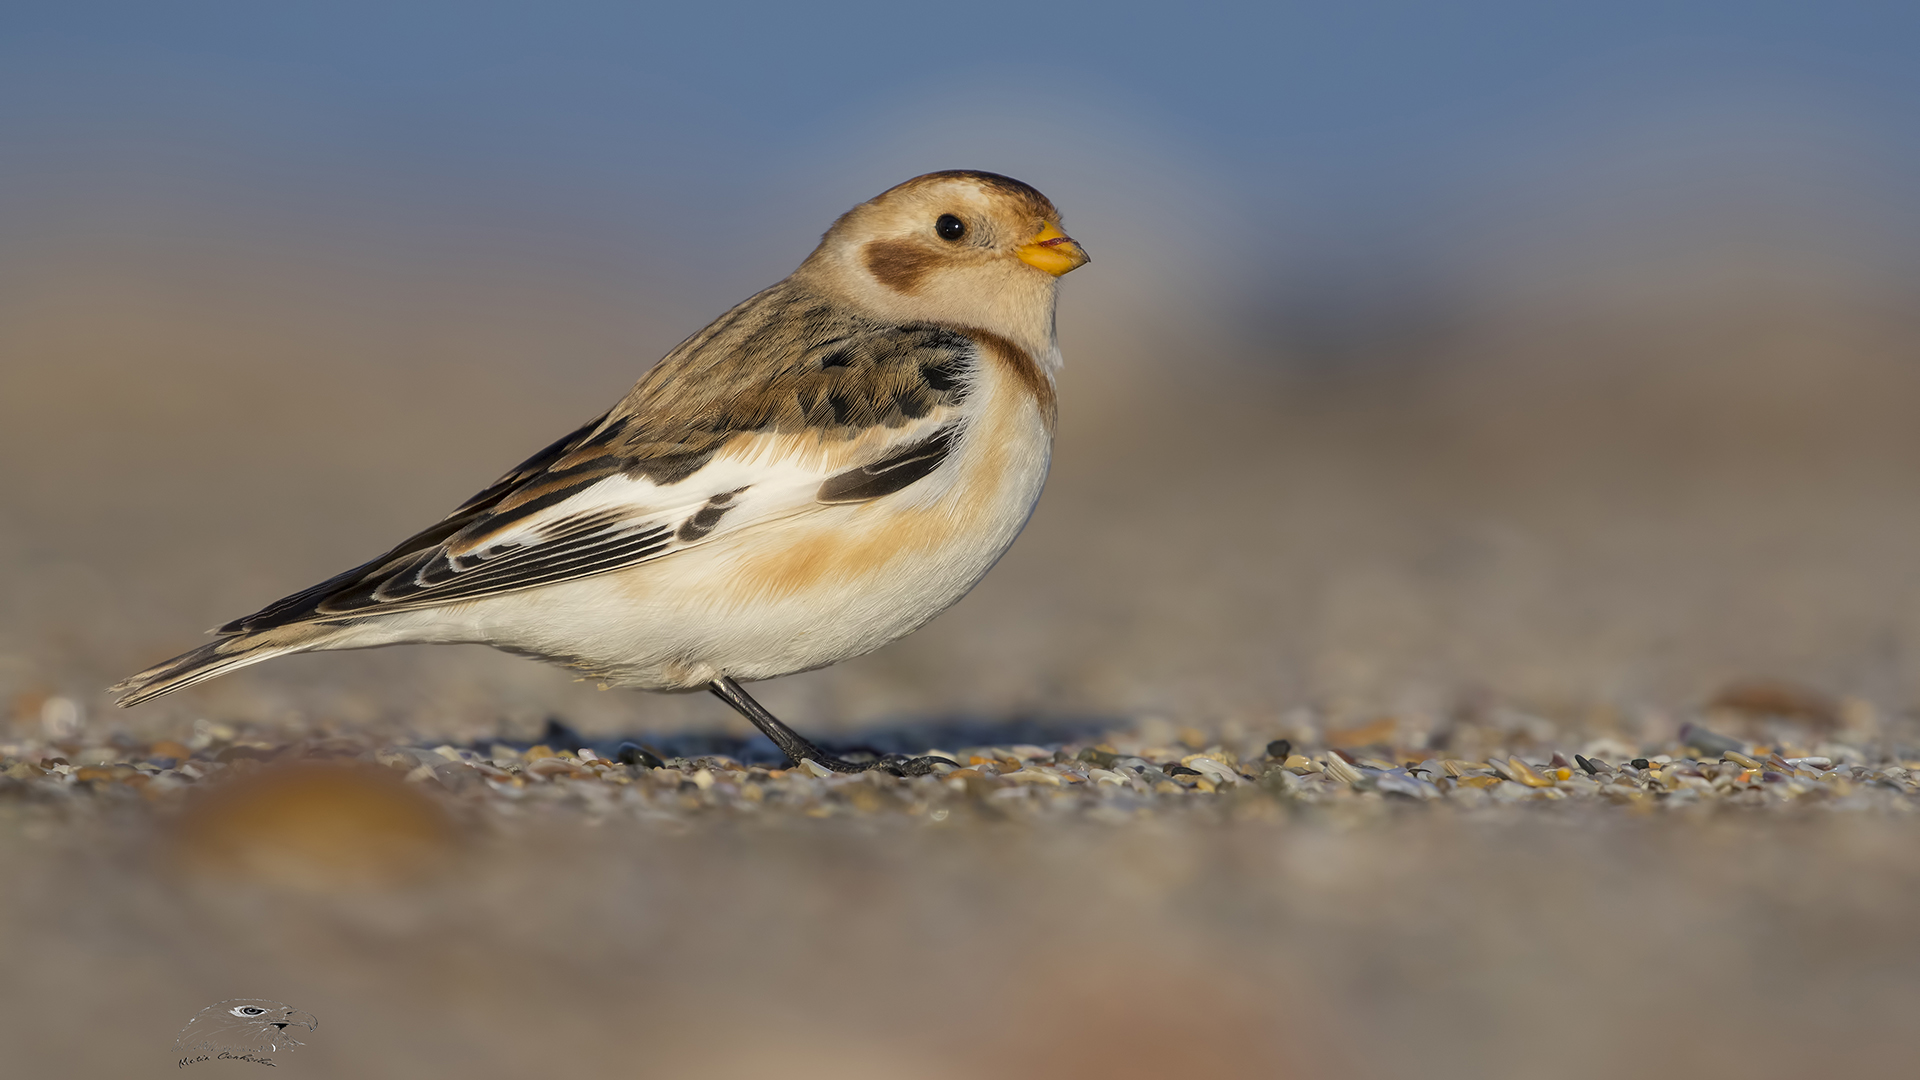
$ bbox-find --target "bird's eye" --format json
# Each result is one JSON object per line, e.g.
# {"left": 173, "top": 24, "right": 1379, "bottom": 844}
{"left": 231, "top": 1007, "right": 267, "bottom": 1017}
{"left": 935, "top": 214, "right": 966, "bottom": 241}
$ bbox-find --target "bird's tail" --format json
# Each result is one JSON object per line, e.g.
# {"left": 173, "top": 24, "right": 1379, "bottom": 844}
{"left": 110, "top": 632, "right": 317, "bottom": 707}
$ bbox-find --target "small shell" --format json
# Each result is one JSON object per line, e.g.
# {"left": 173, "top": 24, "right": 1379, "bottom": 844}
{"left": 1321, "top": 754, "right": 1366, "bottom": 787}
{"left": 1182, "top": 757, "right": 1241, "bottom": 785}
{"left": 1505, "top": 758, "right": 1555, "bottom": 788}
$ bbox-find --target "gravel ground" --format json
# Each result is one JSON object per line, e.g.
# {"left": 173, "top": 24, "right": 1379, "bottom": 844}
{"left": 4, "top": 702, "right": 1920, "bottom": 1078}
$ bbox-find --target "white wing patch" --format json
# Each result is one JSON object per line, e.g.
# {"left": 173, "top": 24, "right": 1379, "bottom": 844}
{"left": 303, "top": 420, "right": 956, "bottom": 618}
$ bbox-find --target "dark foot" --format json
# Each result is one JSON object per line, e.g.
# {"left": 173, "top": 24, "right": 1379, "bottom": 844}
{"left": 876, "top": 753, "right": 961, "bottom": 777}
{"left": 783, "top": 750, "right": 959, "bottom": 777}
{"left": 707, "top": 677, "right": 956, "bottom": 776}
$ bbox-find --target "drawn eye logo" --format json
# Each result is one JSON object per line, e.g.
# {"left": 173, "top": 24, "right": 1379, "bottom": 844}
{"left": 175, "top": 998, "right": 318, "bottom": 1056}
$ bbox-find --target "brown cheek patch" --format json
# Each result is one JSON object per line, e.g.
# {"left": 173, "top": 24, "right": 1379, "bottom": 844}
{"left": 863, "top": 239, "right": 940, "bottom": 294}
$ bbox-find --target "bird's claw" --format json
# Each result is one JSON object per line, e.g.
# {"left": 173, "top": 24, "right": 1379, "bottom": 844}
{"left": 877, "top": 754, "right": 959, "bottom": 777}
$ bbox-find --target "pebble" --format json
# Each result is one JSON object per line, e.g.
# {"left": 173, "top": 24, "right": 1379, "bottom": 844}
{"left": 1505, "top": 758, "right": 1555, "bottom": 788}
{"left": 615, "top": 742, "right": 665, "bottom": 769}
{"left": 1321, "top": 754, "right": 1367, "bottom": 788}
{"left": 1373, "top": 770, "right": 1440, "bottom": 799}
{"left": 168, "top": 760, "right": 458, "bottom": 890}
{"left": 1181, "top": 756, "right": 1242, "bottom": 785}
{"left": 525, "top": 757, "right": 589, "bottom": 780}
{"left": 1677, "top": 722, "right": 1746, "bottom": 755}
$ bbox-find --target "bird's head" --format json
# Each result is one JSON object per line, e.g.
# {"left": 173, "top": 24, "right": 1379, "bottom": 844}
{"left": 175, "top": 999, "right": 319, "bottom": 1054}
{"left": 803, "top": 170, "right": 1088, "bottom": 360}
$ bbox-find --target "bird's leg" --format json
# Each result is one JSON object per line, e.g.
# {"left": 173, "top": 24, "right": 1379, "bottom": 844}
{"left": 708, "top": 676, "right": 862, "bottom": 772}
{"left": 707, "top": 676, "right": 954, "bottom": 777}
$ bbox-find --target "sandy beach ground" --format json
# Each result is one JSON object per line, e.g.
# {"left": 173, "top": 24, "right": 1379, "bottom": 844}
{"left": 5, "top": 207, "right": 1920, "bottom": 1077}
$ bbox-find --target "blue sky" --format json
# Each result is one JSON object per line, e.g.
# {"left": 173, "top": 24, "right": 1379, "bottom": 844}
{"left": 4, "top": 2, "right": 1916, "bottom": 301}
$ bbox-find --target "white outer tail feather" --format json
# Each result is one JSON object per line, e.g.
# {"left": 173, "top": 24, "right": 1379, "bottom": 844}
{"left": 110, "top": 637, "right": 313, "bottom": 707}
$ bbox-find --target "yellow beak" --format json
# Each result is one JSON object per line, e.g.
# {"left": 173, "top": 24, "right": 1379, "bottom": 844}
{"left": 1016, "top": 222, "right": 1089, "bottom": 276}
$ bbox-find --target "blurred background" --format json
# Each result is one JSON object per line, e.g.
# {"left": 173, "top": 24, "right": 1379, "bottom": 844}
{"left": 4, "top": 3, "right": 1920, "bottom": 1076}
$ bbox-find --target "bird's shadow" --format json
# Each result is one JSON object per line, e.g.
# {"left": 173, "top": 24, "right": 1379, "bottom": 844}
{"left": 490, "top": 715, "right": 1126, "bottom": 767}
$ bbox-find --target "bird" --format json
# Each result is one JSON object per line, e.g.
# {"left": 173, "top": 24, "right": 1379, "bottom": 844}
{"left": 113, "top": 170, "right": 1088, "bottom": 775}
{"left": 174, "top": 999, "right": 317, "bottom": 1055}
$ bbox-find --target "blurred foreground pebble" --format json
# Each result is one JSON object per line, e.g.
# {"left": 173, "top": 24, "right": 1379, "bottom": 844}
{"left": 168, "top": 760, "right": 460, "bottom": 889}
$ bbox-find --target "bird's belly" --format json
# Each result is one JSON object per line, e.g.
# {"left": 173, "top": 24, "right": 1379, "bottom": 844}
{"left": 456, "top": 398, "right": 1053, "bottom": 689}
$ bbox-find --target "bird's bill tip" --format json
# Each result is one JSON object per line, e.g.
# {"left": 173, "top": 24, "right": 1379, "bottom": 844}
{"left": 1017, "top": 221, "right": 1089, "bottom": 276}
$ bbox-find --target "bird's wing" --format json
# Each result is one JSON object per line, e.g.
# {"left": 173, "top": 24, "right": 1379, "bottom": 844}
{"left": 221, "top": 297, "right": 975, "bottom": 633}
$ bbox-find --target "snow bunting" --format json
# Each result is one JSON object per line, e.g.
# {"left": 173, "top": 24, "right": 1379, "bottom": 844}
{"left": 113, "top": 170, "right": 1088, "bottom": 775}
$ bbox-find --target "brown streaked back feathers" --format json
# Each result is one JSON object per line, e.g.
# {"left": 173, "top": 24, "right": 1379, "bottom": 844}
{"left": 607, "top": 279, "right": 973, "bottom": 457}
